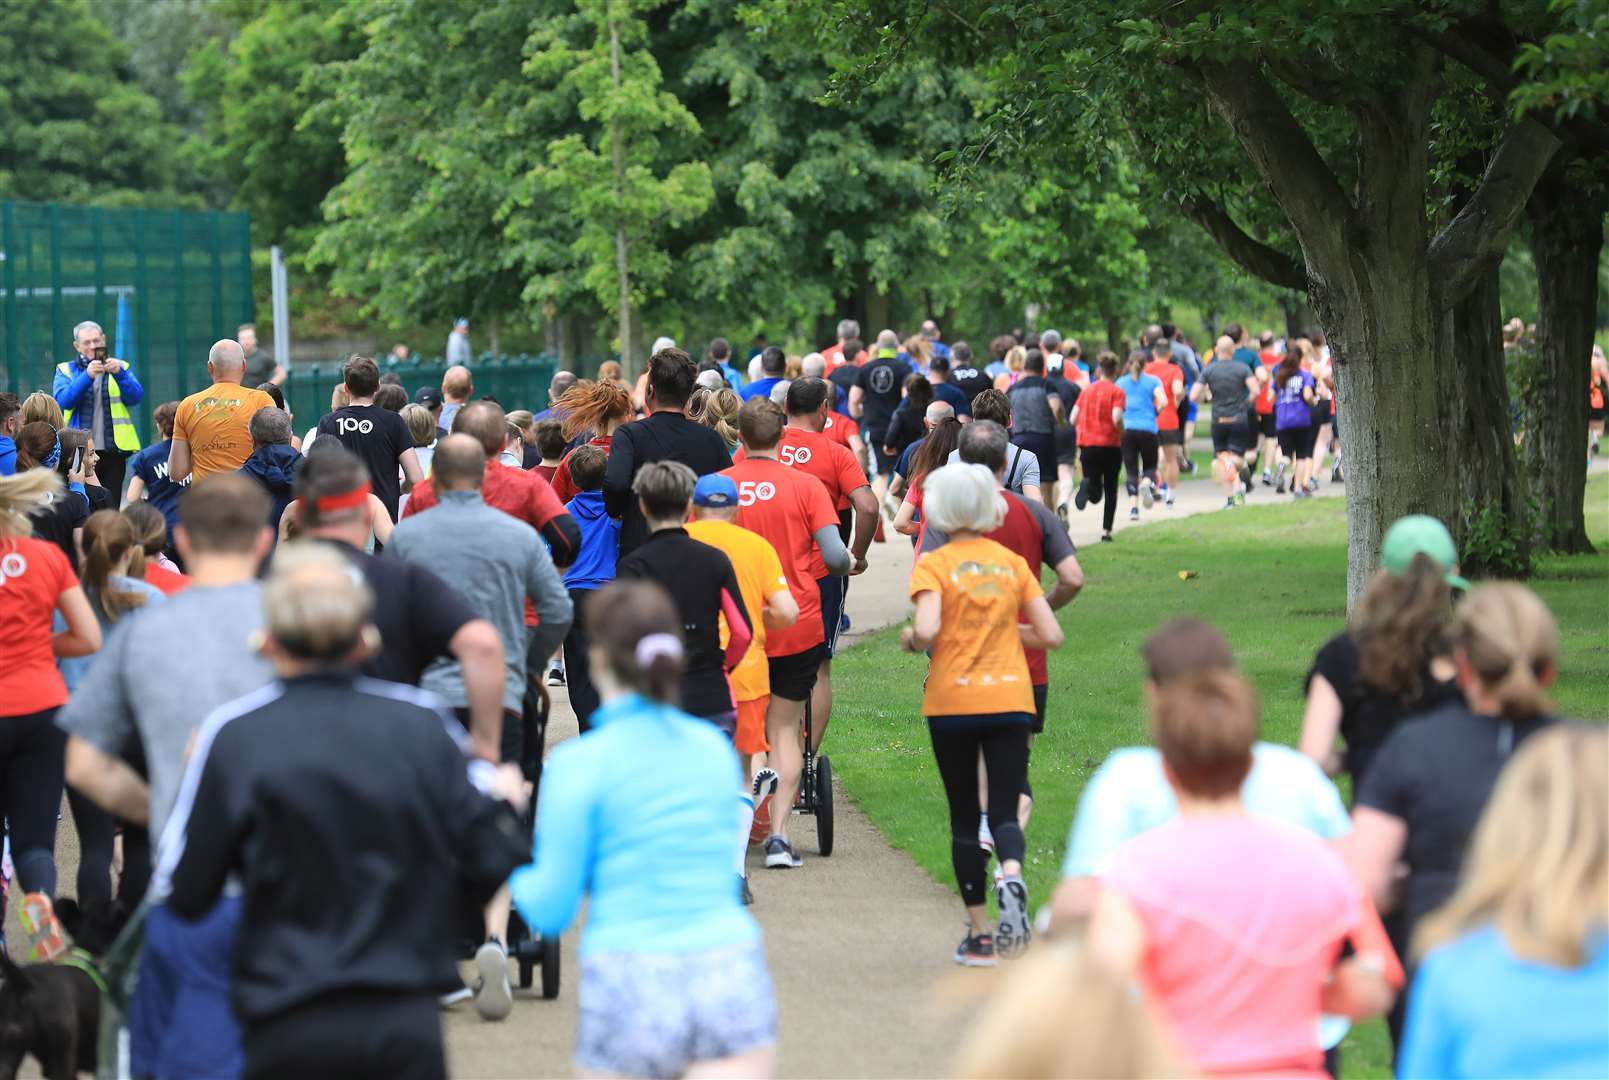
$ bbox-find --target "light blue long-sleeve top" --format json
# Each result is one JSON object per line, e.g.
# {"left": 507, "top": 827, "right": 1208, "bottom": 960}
{"left": 509, "top": 692, "right": 758, "bottom": 957}
{"left": 1399, "top": 925, "right": 1609, "bottom": 1079}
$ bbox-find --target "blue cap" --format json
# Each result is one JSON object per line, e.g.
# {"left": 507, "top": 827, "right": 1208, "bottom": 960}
{"left": 453, "top": 317, "right": 470, "bottom": 329}
{"left": 693, "top": 474, "right": 738, "bottom": 508}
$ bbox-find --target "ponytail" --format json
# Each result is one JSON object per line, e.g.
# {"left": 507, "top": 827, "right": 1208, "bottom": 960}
{"left": 122, "top": 501, "right": 169, "bottom": 579}
{"left": 584, "top": 581, "right": 687, "bottom": 706}
{"left": 1125, "top": 350, "right": 1146, "bottom": 378}
{"left": 81, "top": 510, "right": 148, "bottom": 623}
{"left": 557, "top": 379, "right": 632, "bottom": 442}
{"left": 0, "top": 468, "right": 61, "bottom": 539}
{"left": 1450, "top": 584, "right": 1558, "bottom": 721}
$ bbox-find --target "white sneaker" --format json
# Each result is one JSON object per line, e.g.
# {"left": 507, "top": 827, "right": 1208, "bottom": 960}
{"left": 1140, "top": 480, "right": 1155, "bottom": 509}
{"left": 978, "top": 819, "right": 995, "bottom": 857}
{"left": 473, "top": 939, "right": 513, "bottom": 1021}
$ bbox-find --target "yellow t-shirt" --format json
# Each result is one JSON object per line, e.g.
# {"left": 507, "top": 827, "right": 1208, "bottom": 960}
{"left": 909, "top": 536, "right": 1041, "bottom": 717}
{"left": 173, "top": 382, "right": 277, "bottom": 482}
{"left": 687, "top": 518, "right": 788, "bottom": 703}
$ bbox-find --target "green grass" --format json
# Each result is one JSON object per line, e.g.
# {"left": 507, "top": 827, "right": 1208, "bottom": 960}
{"left": 830, "top": 471, "right": 1609, "bottom": 1078}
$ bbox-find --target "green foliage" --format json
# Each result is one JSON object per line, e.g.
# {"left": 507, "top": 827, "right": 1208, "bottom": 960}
{"left": 1461, "top": 498, "right": 1541, "bottom": 579}
{"left": 0, "top": 0, "right": 187, "bottom": 205}
{"left": 1510, "top": 0, "right": 1609, "bottom": 124}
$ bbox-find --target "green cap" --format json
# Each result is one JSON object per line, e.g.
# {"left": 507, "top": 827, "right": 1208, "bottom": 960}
{"left": 1381, "top": 515, "right": 1469, "bottom": 591}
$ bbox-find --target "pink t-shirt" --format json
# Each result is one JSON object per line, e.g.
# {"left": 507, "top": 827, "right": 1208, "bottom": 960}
{"left": 1101, "top": 815, "right": 1360, "bottom": 1077}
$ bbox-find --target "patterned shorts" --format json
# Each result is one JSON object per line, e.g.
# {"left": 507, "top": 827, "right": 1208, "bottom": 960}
{"left": 575, "top": 940, "right": 776, "bottom": 1078}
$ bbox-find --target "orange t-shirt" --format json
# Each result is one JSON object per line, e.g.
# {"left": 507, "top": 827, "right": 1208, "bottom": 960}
{"left": 1143, "top": 360, "right": 1183, "bottom": 430}
{"left": 720, "top": 457, "right": 838, "bottom": 657}
{"left": 173, "top": 382, "right": 276, "bottom": 482}
{"left": 736, "top": 426, "right": 865, "bottom": 558}
{"left": 909, "top": 537, "right": 1040, "bottom": 717}
{"left": 686, "top": 519, "right": 788, "bottom": 703}
{"left": 0, "top": 536, "right": 76, "bottom": 716}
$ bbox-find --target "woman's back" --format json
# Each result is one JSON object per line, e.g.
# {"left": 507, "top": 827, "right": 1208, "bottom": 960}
{"left": 0, "top": 535, "right": 75, "bottom": 715}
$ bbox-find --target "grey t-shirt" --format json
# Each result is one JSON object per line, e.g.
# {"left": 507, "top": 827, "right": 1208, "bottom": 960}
{"left": 946, "top": 445, "right": 1040, "bottom": 495}
{"left": 56, "top": 581, "right": 273, "bottom": 842}
{"left": 1202, "top": 358, "right": 1256, "bottom": 421}
{"left": 242, "top": 349, "right": 277, "bottom": 388}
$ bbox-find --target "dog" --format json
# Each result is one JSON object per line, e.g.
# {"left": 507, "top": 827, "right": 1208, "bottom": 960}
{"left": 0, "top": 898, "right": 129, "bottom": 1080}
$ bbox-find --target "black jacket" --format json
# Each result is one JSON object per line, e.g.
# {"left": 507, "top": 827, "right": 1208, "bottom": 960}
{"left": 603, "top": 411, "right": 732, "bottom": 556}
{"left": 165, "top": 672, "right": 526, "bottom": 1021}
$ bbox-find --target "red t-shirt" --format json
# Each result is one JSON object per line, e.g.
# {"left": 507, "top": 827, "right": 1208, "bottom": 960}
{"left": 1143, "top": 360, "right": 1183, "bottom": 431}
{"left": 143, "top": 563, "right": 191, "bottom": 596}
{"left": 0, "top": 537, "right": 76, "bottom": 716}
{"left": 1076, "top": 380, "right": 1125, "bottom": 447}
{"left": 736, "top": 427, "right": 865, "bottom": 550}
{"left": 721, "top": 458, "right": 838, "bottom": 657}
{"left": 1256, "top": 351, "right": 1281, "bottom": 414}
{"left": 985, "top": 493, "right": 1049, "bottom": 685}
{"left": 532, "top": 464, "right": 559, "bottom": 486}
{"left": 550, "top": 435, "right": 612, "bottom": 505}
{"left": 822, "top": 413, "right": 859, "bottom": 448}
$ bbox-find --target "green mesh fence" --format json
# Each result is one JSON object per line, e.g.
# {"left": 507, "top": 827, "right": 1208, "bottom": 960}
{"left": 0, "top": 200, "right": 254, "bottom": 444}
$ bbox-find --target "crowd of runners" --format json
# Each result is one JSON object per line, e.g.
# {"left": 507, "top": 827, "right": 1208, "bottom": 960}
{"left": 0, "top": 315, "right": 1602, "bottom": 1079}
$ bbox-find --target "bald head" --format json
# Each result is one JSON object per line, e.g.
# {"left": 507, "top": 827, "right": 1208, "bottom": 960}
{"left": 433, "top": 434, "right": 487, "bottom": 491}
{"left": 801, "top": 353, "right": 826, "bottom": 378}
{"left": 924, "top": 400, "right": 955, "bottom": 427}
{"left": 1215, "top": 335, "right": 1234, "bottom": 359}
{"left": 442, "top": 365, "right": 473, "bottom": 402}
{"left": 876, "top": 328, "right": 899, "bottom": 349}
{"left": 209, "top": 339, "right": 246, "bottom": 379}
{"left": 451, "top": 400, "right": 507, "bottom": 458}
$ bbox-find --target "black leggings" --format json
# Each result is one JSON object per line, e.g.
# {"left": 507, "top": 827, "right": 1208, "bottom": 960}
{"left": 67, "top": 788, "right": 116, "bottom": 907}
{"left": 1120, "top": 430, "right": 1159, "bottom": 495}
{"left": 927, "top": 721, "right": 1029, "bottom": 907}
{"left": 0, "top": 709, "right": 66, "bottom": 896}
{"left": 1079, "top": 446, "right": 1123, "bottom": 533}
{"left": 563, "top": 588, "right": 600, "bottom": 733}
{"left": 244, "top": 990, "right": 444, "bottom": 1080}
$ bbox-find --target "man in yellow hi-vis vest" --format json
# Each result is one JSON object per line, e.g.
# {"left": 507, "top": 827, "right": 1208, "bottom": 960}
{"left": 52, "top": 319, "right": 144, "bottom": 497}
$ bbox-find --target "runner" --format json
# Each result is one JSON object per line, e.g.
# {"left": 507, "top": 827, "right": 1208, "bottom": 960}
{"left": 1044, "top": 354, "right": 1081, "bottom": 510}
{"left": 954, "top": 390, "right": 1041, "bottom": 503}
{"left": 882, "top": 375, "right": 935, "bottom": 478}
{"left": 721, "top": 398, "right": 852, "bottom": 870}
{"left": 821, "top": 318, "right": 859, "bottom": 369}
{"left": 1589, "top": 347, "right": 1607, "bottom": 457}
{"left": 1070, "top": 352, "right": 1125, "bottom": 540}
{"left": 168, "top": 339, "right": 278, "bottom": 485}
{"left": 740, "top": 345, "right": 789, "bottom": 402}
{"left": 1115, "top": 349, "right": 1167, "bottom": 520}
{"left": 1305, "top": 338, "right": 1336, "bottom": 488}
{"left": 510, "top": 580, "right": 778, "bottom": 1080}
{"left": 901, "top": 463, "right": 1062, "bottom": 964}
{"left": 162, "top": 544, "right": 527, "bottom": 1080}
{"left": 889, "top": 401, "right": 954, "bottom": 506}
{"left": 1272, "top": 348, "right": 1317, "bottom": 497}
{"left": 237, "top": 408, "right": 302, "bottom": 541}
{"left": 891, "top": 415, "right": 963, "bottom": 543}
{"left": 947, "top": 342, "right": 990, "bottom": 404}
{"left": 696, "top": 386, "right": 743, "bottom": 454}
{"left": 925, "top": 354, "right": 973, "bottom": 418}
{"left": 60, "top": 475, "right": 275, "bottom": 1078}
{"left": 559, "top": 445, "right": 619, "bottom": 732}
{"left": 124, "top": 401, "right": 186, "bottom": 548}
{"left": 315, "top": 354, "right": 424, "bottom": 524}
{"left": 548, "top": 379, "right": 632, "bottom": 504}
{"left": 1087, "top": 670, "right": 1401, "bottom": 1078}
{"left": 604, "top": 348, "right": 733, "bottom": 556}
{"left": 0, "top": 469, "right": 100, "bottom": 924}
{"left": 1190, "top": 335, "right": 1259, "bottom": 508}
{"left": 1400, "top": 726, "right": 1609, "bottom": 1079}
{"left": 12, "top": 422, "right": 90, "bottom": 568}
{"left": 123, "top": 501, "right": 190, "bottom": 594}
{"left": 849, "top": 331, "right": 908, "bottom": 508}
{"left": 1005, "top": 349, "right": 1064, "bottom": 512}
{"left": 1142, "top": 338, "right": 1185, "bottom": 507}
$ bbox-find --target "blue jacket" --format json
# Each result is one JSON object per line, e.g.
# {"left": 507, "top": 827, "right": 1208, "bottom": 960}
{"left": 238, "top": 443, "right": 302, "bottom": 534}
{"left": 0, "top": 435, "right": 14, "bottom": 476}
{"left": 53, "top": 355, "right": 145, "bottom": 443}
{"left": 509, "top": 693, "right": 758, "bottom": 956}
{"left": 562, "top": 490, "right": 619, "bottom": 592}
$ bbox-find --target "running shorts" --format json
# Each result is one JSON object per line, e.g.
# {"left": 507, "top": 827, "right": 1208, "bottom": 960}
{"left": 576, "top": 941, "right": 776, "bottom": 1078}
{"left": 1211, "top": 416, "right": 1255, "bottom": 457}
{"left": 767, "top": 647, "right": 823, "bottom": 702}
{"left": 1260, "top": 411, "right": 1278, "bottom": 438}
{"left": 1310, "top": 398, "right": 1333, "bottom": 427}
{"left": 1011, "top": 432, "right": 1057, "bottom": 483}
{"left": 817, "top": 575, "right": 846, "bottom": 657}
{"left": 453, "top": 707, "right": 523, "bottom": 765}
{"left": 865, "top": 429, "right": 895, "bottom": 478}
{"left": 1592, "top": 406, "right": 1608, "bottom": 423}
{"left": 1158, "top": 427, "right": 1184, "bottom": 447}
{"left": 1054, "top": 424, "right": 1078, "bottom": 466}
{"left": 1032, "top": 684, "right": 1048, "bottom": 735}
{"left": 735, "top": 697, "right": 769, "bottom": 756}
{"left": 1277, "top": 425, "right": 1313, "bottom": 460}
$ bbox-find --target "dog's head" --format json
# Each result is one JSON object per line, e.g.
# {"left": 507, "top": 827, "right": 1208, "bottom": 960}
{"left": 54, "top": 897, "right": 132, "bottom": 958}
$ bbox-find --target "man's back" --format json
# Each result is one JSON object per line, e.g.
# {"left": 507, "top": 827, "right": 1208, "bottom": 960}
{"left": 604, "top": 412, "right": 733, "bottom": 554}
{"left": 855, "top": 355, "right": 906, "bottom": 436}
{"left": 721, "top": 457, "right": 836, "bottom": 658}
{"left": 317, "top": 404, "right": 413, "bottom": 522}
{"left": 174, "top": 383, "right": 276, "bottom": 482}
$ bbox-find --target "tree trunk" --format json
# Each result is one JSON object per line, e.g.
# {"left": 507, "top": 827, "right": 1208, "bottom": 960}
{"left": 609, "top": 17, "right": 635, "bottom": 376}
{"left": 1524, "top": 163, "right": 1604, "bottom": 553}
{"left": 862, "top": 283, "right": 890, "bottom": 340}
{"left": 487, "top": 313, "right": 501, "bottom": 358}
{"left": 1447, "top": 263, "right": 1529, "bottom": 575}
{"left": 1281, "top": 294, "right": 1314, "bottom": 340}
{"left": 1104, "top": 311, "right": 1123, "bottom": 354}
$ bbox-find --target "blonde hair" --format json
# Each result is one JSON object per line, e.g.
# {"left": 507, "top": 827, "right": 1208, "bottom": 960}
{"left": 954, "top": 942, "right": 1186, "bottom": 1079}
{"left": 81, "top": 510, "right": 149, "bottom": 622}
{"left": 1004, "top": 346, "right": 1026, "bottom": 373}
{"left": 903, "top": 335, "right": 931, "bottom": 369}
{"left": 0, "top": 468, "right": 61, "bottom": 538}
{"left": 1450, "top": 583, "right": 1558, "bottom": 720}
{"left": 506, "top": 409, "right": 536, "bottom": 437}
{"left": 1416, "top": 725, "right": 1608, "bottom": 967}
{"left": 21, "top": 392, "right": 63, "bottom": 430}
{"left": 697, "top": 387, "right": 741, "bottom": 449}
{"left": 400, "top": 403, "right": 436, "bottom": 447}
{"left": 923, "top": 463, "right": 1006, "bottom": 535}
{"left": 330, "top": 383, "right": 350, "bottom": 412}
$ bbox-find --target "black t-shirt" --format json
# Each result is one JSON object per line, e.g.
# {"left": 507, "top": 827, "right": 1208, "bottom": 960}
{"left": 882, "top": 402, "right": 926, "bottom": 457}
{"left": 29, "top": 490, "right": 90, "bottom": 571}
{"left": 828, "top": 364, "right": 861, "bottom": 407}
{"left": 602, "top": 412, "right": 733, "bottom": 556}
{"left": 616, "top": 528, "right": 750, "bottom": 720}
{"left": 316, "top": 405, "right": 414, "bottom": 522}
{"left": 856, "top": 355, "right": 907, "bottom": 437}
{"left": 950, "top": 365, "right": 990, "bottom": 405}
{"left": 1307, "top": 631, "right": 1463, "bottom": 793}
{"left": 1356, "top": 703, "right": 1553, "bottom": 927}
{"left": 320, "top": 539, "right": 475, "bottom": 686}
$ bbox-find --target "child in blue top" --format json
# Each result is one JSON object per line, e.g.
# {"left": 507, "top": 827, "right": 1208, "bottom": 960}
{"left": 510, "top": 580, "right": 775, "bottom": 1080}
{"left": 1113, "top": 352, "right": 1168, "bottom": 520}
{"left": 558, "top": 444, "right": 619, "bottom": 732}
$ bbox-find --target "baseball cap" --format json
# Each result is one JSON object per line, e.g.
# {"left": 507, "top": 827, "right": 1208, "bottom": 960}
{"left": 453, "top": 317, "right": 469, "bottom": 329}
{"left": 693, "top": 474, "right": 738, "bottom": 508}
{"left": 414, "top": 387, "right": 442, "bottom": 408}
{"left": 1381, "top": 515, "right": 1470, "bottom": 591}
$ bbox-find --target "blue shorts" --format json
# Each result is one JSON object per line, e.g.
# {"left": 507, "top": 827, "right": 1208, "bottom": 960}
{"left": 130, "top": 897, "right": 245, "bottom": 1080}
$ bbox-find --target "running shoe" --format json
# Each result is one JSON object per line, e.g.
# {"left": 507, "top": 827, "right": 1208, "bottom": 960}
{"left": 546, "top": 666, "right": 565, "bottom": 686}
{"left": 954, "top": 931, "right": 997, "bottom": 968}
{"left": 473, "top": 938, "right": 513, "bottom": 1021}
{"left": 1140, "top": 479, "right": 1155, "bottom": 509}
{"left": 1240, "top": 462, "right": 1254, "bottom": 489}
{"left": 764, "top": 836, "right": 803, "bottom": 869}
{"left": 1233, "top": 491, "right": 1246, "bottom": 507}
{"left": 1332, "top": 464, "right": 1343, "bottom": 484}
{"left": 839, "top": 612, "right": 851, "bottom": 634}
{"left": 1164, "top": 492, "right": 1175, "bottom": 508}
{"left": 1307, "top": 477, "right": 1319, "bottom": 494}
{"left": 1276, "top": 476, "right": 1287, "bottom": 494}
{"left": 439, "top": 986, "right": 475, "bottom": 1009}
{"left": 1181, "top": 456, "right": 1196, "bottom": 475}
{"left": 19, "top": 893, "right": 64, "bottom": 962}
{"left": 1073, "top": 482, "right": 1089, "bottom": 512}
{"left": 995, "top": 876, "right": 1031, "bottom": 959}
{"left": 1261, "top": 469, "right": 1273, "bottom": 487}
{"left": 1128, "top": 506, "right": 1139, "bottom": 521}
{"left": 978, "top": 819, "right": 995, "bottom": 858}
{"left": 740, "top": 874, "right": 754, "bottom": 906}
{"left": 1225, "top": 496, "right": 1237, "bottom": 509}
{"left": 1100, "top": 532, "right": 1114, "bottom": 542}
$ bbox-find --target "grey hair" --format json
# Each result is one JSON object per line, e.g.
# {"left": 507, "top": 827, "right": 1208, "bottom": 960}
{"left": 836, "top": 318, "right": 860, "bottom": 341}
{"left": 924, "top": 400, "right": 955, "bottom": 425}
{"left": 876, "top": 328, "right": 899, "bottom": 348}
{"left": 72, "top": 321, "right": 103, "bottom": 342}
{"left": 1039, "top": 329, "right": 1062, "bottom": 351}
{"left": 769, "top": 380, "right": 792, "bottom": 406}
{"left": 801, "top": 353, "right": 826, "bottom": 378}
{"left": 957, "top": 420, "right": 1009, "bottom": 473}
{"left": 208, "top": 338, "right": 246, "bottom": 372}
{"left": 248, "top": 407, "right": 293, "bottom": 446}
{"left": 262, "top": 541, "right": 374, "bottom": 661}
{"left": 923, "top": 463, "right": 1007, "bottom": 535}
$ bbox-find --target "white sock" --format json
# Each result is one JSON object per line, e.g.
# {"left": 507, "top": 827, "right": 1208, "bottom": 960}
{"left": 736, "top": 794, "right": 755, "bottom": 877}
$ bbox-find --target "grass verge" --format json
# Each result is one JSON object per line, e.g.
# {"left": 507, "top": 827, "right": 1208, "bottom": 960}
{"left": 830, "top": 471, "right": 1608, "bottom": 1078}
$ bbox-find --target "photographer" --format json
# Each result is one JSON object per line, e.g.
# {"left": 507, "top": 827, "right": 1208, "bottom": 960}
{"left": 52, "top": 319, "right": 144, "bottom": 497}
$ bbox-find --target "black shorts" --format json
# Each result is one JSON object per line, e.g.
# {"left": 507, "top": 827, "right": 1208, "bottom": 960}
{"left": 1590, "top": 406, "right": 1607, "bottom": 423}
{"left": 1277, "top": 425, "right": 1315, "bottom": 460}
{"left": 768, "top": 647, "right": 823, "bottom": 702}
{"left": 1211, "top": 416, "right": 1255, "bottom": 457}
{"left": 1158, "top": 427, "right": 1184, "bottom": 447}
{"left": 1310, "top": 398, "right": 1333, "bottom": 426}
{"left": 453, "top": 707, "right": 523, "bottom": 765}
{"left": 1054, "top": 424, "right": 1079, "bottom": 466}
{"left": 1032, "top": 684, "right": 1047, "bottom": 735}
{"left": 1259, "top": 411, "right": 1278, "bottom": 438}
{"left": 866, "top": 430, "right": 896, "bottom": 478}
{"left": 817, "top": 575, "right": 846, "bottom": 658}
{"left": 1011, "top": 432, "right": 1057, "bottom": 482}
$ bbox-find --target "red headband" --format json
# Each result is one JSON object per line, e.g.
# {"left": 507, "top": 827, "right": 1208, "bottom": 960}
{"left": 301, "top": 482, "right": 371, "bottom": 516}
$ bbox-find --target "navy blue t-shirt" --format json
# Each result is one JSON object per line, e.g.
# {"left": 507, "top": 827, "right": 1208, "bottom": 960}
{"left": 931, "top": 381, "right": 972, "bottom": 417}
{"left": 128, "top": 439, "right": 188, "bottom": 538}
